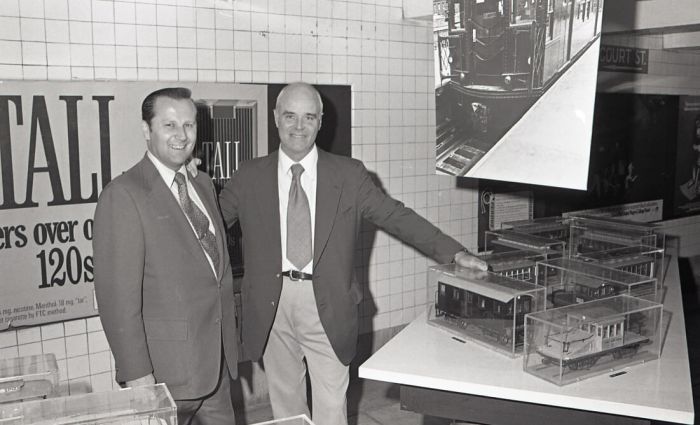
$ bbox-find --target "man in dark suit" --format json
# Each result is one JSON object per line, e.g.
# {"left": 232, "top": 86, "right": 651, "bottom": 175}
{"left": 93, "top": 87, "right": 238, "bottom": 425}
{"left": 217, "top": 82, "right": 486, "bottom": 425}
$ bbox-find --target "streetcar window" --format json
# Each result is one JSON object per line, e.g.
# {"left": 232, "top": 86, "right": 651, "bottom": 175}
{"left": 480, "top": 297, "right": 486, "bottom": 309}
{"left": 453, "top": 2, "right": 461, "bottom": 29}
{"left": 547, "top": 0, "right": 555, "bottom": 40}
{"left": 520, "top": 298, "right": 531, "bottom": 313}
{"left": 563, "top": 341, "right": 570, "bottom": 352}
{"left": 512, "top": 0, "right": 537, "bottom": 24}
{"left": 440, "top": 284, "right": 446, "bottom": 295}
{"left": 467, "top": 292, "right": 473, "bottom": 302}
{"left": 452, "top": 290, "right": 460, "bottom": 300}
{"left": 597, "top": 326, "right": 601, "bottom": 337}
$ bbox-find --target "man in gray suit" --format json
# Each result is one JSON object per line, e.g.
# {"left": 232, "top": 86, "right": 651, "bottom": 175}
{"left": 217, "top": 82, "right": 486, "bottom": 425}
{"left": 93, "top": 87, "right": 238, "bottom": 425}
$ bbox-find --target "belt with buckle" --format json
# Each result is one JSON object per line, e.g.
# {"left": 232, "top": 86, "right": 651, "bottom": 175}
{"left": 280, "top": 270, "right": 313, "bottom": 281}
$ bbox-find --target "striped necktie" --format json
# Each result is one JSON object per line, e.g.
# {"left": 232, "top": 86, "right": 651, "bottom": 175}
{"left": 174, "top": 172, "right": 219, "bottom": 275}
{"left": 287, "top": 164, "right": 312, "bottom": 270}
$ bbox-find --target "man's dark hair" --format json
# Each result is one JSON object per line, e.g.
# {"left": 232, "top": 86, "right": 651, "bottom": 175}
{"left": 142, "top": 87, "right": 194, "bottom": 126}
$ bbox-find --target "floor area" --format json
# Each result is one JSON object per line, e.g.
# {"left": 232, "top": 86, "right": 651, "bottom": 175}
{"left": 236, "top": 256, "right": 700, "bottom": 425}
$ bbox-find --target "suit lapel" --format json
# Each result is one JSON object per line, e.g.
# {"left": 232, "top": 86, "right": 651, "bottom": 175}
{"left": 314, "top": 150, "right": 342, "bottom": 266}
{"left": 141, "top": 157, "right": 216, "bottom": 279}
{"left": 256, "top": 152, "right": 282, "bottom": 260}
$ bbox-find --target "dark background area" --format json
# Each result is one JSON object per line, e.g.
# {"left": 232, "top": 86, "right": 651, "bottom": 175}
{"left": 473, "top": 93, "right": 681, "bottom": 249}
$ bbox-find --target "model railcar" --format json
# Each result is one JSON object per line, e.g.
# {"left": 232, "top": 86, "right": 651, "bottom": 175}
{"left": 537, "top": 309, "right": 649, "bottom": 370}
{"left": 550, "top": 276, "right": 617, "bottom": 307}
{"left": 579, "top": 246, "right": 659, "bottom": 279}
{"left": 482, "top": 250, "right": 541, "bottom": 282}
{"left": 435, "top": 280, "right": 534, "bottom": 346}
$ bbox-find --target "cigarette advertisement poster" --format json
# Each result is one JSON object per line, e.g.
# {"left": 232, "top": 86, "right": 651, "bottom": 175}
{"left": 0, "top": 81, "right": 267, "bottom": 330}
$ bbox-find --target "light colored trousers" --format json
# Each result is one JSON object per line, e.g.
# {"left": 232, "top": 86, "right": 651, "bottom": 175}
{"left": 263, "top": 277, "right": 350, "bottom": 425}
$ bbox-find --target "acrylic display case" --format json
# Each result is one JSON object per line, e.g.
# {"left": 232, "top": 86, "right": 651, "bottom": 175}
{"left": 484, "top": 229, "right": 565, "bottom": 260}
{"left": 577, "top": 244, "right": 665, "bottom": 284}
{"left": 536, "top": 257, "right": 658, "bottom": 308}
{"left": 0, "top": 354, "right": 58, "bottom": 404}
{"left": 501, "top": 216, "right": 570, "bottom": 244}
{"left": 252, "top": 414, "right": 315, "bottom": 425}
{"left": 427, "top": 264, "right": 546, "bottom": 357}
{"left": 568, "top": 215, "right": 662, "bottom": 257}
{"left": 478, "top": 250, "right": 546, "bottom": 283}
{"left": 0, "top": 383, "right": 176, "bottom": 424}
{"left": 537, "top": 257, "right": 659, "bottom": 308}
{"left": 523, "top": 295, "right": 662, "bottom": 386}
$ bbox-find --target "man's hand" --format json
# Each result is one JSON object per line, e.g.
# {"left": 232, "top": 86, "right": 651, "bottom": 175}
{"left": 186, "top": 157, "right": 202, "bottom": 177}
{"left": 454, "top": 250, "right": 488, "bottom": 271}
{"left": 126, "top": 373, "right": 156, "bottom": 388}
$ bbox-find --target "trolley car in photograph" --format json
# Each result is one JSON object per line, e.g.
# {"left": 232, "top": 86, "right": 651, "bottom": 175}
{"left": 435, "top": 0, "right": 603, "bottom": 175}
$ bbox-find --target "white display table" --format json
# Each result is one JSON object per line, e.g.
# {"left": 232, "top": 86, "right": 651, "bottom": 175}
{"left": 359, "top": 257, "right": 694, "bottom": 425}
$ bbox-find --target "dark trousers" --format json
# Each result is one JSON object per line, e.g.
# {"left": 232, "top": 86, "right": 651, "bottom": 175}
{"left": 176, "top": 355, "right": 235, "bottom": 425}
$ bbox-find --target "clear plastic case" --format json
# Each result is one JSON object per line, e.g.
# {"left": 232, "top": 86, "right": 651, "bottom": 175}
{"left": 0, "top": 383, "right": 176, "bottom": 424}
{"left": 568, "top": 215, "right": 661, "bottom": 256}
{"left": 524, "top": 295, "right": 662, "bottom": 386}
{"left": 252, "top": 414, "right": 315, "bottom": 425}
{"left": 536, "top": 257, "right": 658, "bottom": 308}
{"left": 478, "top": 250, "right": 546, "bottom": 283}
{"left": 577, "top": 245, "right": 665, "bottom": 283}
{"left": 427, "top": 264, "right": 546, "bottom": 357}
{"left": 484, "top": 229, "right": 565, "bottom": 260}
{"left": 500, "top": 216, "right": 570, "bottom": 244}
{"left": 0, "top": 354, "right": 58, "bottom": 404}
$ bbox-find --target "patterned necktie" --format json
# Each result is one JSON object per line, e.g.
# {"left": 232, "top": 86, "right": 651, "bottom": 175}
{"left": 287, "top": 164, "right": 312, "bottom": 270}
{"left": 174, "top": 172, "right": 220, "bottom": 275}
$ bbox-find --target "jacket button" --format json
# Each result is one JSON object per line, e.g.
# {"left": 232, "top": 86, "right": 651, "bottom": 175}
{"left": 271, "top": 301, "right": 276, "bottom": 306}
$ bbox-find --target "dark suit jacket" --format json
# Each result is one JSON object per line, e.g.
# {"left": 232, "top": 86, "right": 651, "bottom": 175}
{"left": 93, "top": 155, "right": 238, "bottom": 400}
{"left": 219, "top": 149, "right": 462, "bottom": 365}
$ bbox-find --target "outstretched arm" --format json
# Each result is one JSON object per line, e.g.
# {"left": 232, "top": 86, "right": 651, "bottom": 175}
{"left": 454, "top": 250, "right": 488, "bottom": 271}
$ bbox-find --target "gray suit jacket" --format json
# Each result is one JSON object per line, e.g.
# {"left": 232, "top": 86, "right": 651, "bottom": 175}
{"left": 219, "top": 149, "right": 462, "bottom": 365}
{"left": 93, "top": 155, "right": 238, "bottom": 400}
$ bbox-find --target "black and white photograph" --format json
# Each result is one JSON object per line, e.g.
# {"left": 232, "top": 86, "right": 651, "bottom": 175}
{"left": 434, "top": 0, "right": 603, "bottom": 188}
{"left": 0, "top": 1, "right": 699, "bottom": 425}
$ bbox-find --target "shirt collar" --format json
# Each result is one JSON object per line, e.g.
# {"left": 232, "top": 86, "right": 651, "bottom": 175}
{"left": 147, "top": 151, "right": 188, "bottom": 187}
{"left": 278, "top": 145, "right": 318, "bottom": 179}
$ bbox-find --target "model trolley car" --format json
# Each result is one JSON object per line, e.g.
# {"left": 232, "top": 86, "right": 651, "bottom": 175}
{"left": 428, "top": 264, "right": 545, "bottom": 356}
{"left": 524, "top": 295, "right": 662, "bottom": 386}
{"left": 578, "top": 245, "right": 664, "bottom": 281}
{"left": 537, "top": 258, "right": 658, "bottom": 308}
{"left": 537, "top": 309, "right": 649, "bottom": 370}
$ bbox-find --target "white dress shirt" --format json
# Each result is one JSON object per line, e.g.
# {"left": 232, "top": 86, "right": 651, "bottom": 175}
{"left": 278, "top": 146, "right": 318, "bottom": 274}
{"left": 147, "top": 151, "right": 217, "bottom": 275}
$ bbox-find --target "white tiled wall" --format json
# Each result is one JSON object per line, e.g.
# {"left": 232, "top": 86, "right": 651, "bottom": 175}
{"left": 0, "top": 0, "right": 480, "bottom": 394}
{"left": 0, "top": 316, "right": 118, "bottom": 393}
